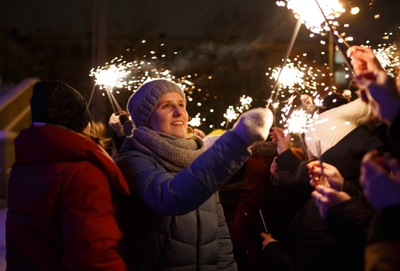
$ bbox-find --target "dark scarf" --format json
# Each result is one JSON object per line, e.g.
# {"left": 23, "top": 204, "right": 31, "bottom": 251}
{"left": 130, "top": 126, "right": 206, "bottom": 172}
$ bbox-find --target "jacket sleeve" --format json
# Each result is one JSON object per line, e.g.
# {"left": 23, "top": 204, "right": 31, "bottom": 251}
{"left": 60, "top": 163, "right": 128, "bottom": 271}
{"left": 214, "top": 193, "right": 237, "bottom": 270}
{"left": 262, "top": 241, "right": 308, "bottom": 271}
{"left": 118, "top": 131, "right": 251, "bottom": 215}
{"left": 275, "top": 148, "right": 302, "bottom": 175}
{"left": 388, "top": 110, "right": 400, "bottom": 147}
{"left": 325, "top": 197, "right": 375, "bottom": 270}
{"left": 365, "top": 205, "right": 400, "bottom": 271}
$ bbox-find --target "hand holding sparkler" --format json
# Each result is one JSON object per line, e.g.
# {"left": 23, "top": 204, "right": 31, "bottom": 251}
{"left": 232, "top": 108, "right": 273, "bottom": 147}
{"left": 311, "top": 185, "right": 351, "bottom": 218}
{"left": 259, "top": 209, "right": 278, "bottom": 249}
{"left": 354, "top": 70, "right": 400, "bottom": 125}
{"left": 109, "top": 112, "right": 125, "bottom": 137}
{"left": 347, "top": 46, "right": 384, "bottom": 75}
{"left": 261, "top": 232, "right": 278, "bottom": 249}
{"left": 270, "top": 127, "right": 291, "bottom": 155}
{"left": 360, "top": 150, "right": 400, "bottom": 211}
{"left": 307, "top": 161, "right": 344, "bottom": 191}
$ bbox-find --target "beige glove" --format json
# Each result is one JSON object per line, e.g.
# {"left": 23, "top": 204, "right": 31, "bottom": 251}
{"left": 232, "top": 108, "right": 273, "bottom": 147}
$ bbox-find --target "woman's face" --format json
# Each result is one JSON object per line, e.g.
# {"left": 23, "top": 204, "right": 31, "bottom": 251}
{"left": 149, "top": 92, "right": 188, "bottom": 138}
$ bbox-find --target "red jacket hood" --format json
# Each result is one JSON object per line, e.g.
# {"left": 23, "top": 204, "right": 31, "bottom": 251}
{"left": 14, "top": 125, "right": 129, "bottom": 196}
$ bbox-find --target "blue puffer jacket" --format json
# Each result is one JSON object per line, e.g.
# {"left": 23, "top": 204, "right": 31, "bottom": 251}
{"left": 117, "top": 130, "right": 249, "bottom": 271}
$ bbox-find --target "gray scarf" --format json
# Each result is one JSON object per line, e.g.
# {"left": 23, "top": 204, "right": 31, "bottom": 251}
{"left": 130, "top": 126, "right": 206, "bottom": 172}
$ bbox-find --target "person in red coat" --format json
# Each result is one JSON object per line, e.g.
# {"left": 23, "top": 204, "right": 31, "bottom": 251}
{"left": 6, "top": 81, "right": 129, "bottom": 271}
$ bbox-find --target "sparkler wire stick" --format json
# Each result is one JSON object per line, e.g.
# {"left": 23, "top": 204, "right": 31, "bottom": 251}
{"left": 334, "top": 33, "right": 351, "bottom": 48}
{"left": 272, "top": 107, "right": 277, "bottom": 127}
{"left": 313, "top": 0, "right": 355, "bottom": 74}
{"left": 267, "top": 16, "right": 302, "bottom": 109}
{"left": 87, "top": 84, "right": 96, "bottom": 108}
{"left": 104, "top": 87, "right": 117, "bottom": 113}
{"left": 316, "top": 140, "right": 325, "bottom": 180}
{"left": 259, "top": 209, "right": 269, "bottom": 234}
{"left": 109, "top": 90, "right": 122, "bottom": 112}
{"left": 296, "top": 133, "right": 308, "bottom": 159}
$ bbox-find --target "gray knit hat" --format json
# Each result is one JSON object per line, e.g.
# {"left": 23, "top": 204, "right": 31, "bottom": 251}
{"left": 127, "top": 79, "right": 185, "bottom": 128}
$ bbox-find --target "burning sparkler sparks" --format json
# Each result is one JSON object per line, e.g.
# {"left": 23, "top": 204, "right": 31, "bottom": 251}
{"left": 283, "top": 109, "right": 316, "bottom": 135}
{"left": 373, "top": 44, "right": 400, "bottom": 77}
{"left": 224, "top": 106, "right": 239, "bottom": 123}
{"left": 278, "top": 94, "right": 318, "bottom": 136}
{"left": 268, "top": 62, "right": 304, "bottom": 89}
{"left": 222, "top": 106, "right": 239, "bottom": 129}
{"left": 266, "top": 56, "right": 331, "bottom": 107}
{"left": 277, "top": 0, "right": 345, "bottom": 34}
{"left": 188, "top": 113, "right": 202, "bottom": 127}
{"left": 90, "top": 57, "right": 133, "bottom": 91}
{"left": 89, "top": 44, "right": 197, "bottom": 112}
{"left": 89, "top": 57, "right": 133, "bottom": 112}
{"left": 238, "top": 95, "right": 253, "bottom": 113}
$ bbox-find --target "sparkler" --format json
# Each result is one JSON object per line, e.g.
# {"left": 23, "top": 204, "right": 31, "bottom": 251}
{"left": 269, "top": 100, "right": 280, "bottom": 127}
{"left": 267, "top": 17, "right": 302, "bottom": 109}
{"left": 316, "top": 140, "right": 325, "bottom": 180}
{"left": 89, "top": 43, "right": 197, "bottom": 116}
{"left": 279, "top": 94, "right": 317, "bottom": 153}
{"left": 238, "top": 95, "right": 253, "bottom": 113}
{"left": 89, "top": 57, "right": 133, "bottom": 112}
{"left": 259, "top": 209, "right": 269, "bottom": 234}
{"left": 373, "top": 44, "right": 400, "bottom": 77}
{"left": 269, "top": 62, "right": 305, "bottom": 90}
{"left": 266, "top": 53, "right": 331, "bottom": 108}
{"left": 278, "top": 0, "right": 345, "bottom": 35}
{"left": 222, "top": 96, "right": 253, "bottom": 129}
{"left": 223, "top": 106, "right": 239, "bottom": 129}
{"left": 283, "top": 109, "right": 315, "bottom": 136}
{"left": 188, "top": 113, "right": 202, "bottom": 127}
{"left": 313, "top": 0, "right": 354, "bottom": 74}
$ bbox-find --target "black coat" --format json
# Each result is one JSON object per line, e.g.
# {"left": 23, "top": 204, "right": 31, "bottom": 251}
{"left": 262, "top": 125, "right": 384, "bottom": 271}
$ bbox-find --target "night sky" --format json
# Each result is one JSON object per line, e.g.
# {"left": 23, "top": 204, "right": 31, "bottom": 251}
{"left": 2, "top": 0, "right": 400, "bottom": 42}
{"left": 2, "top": 0, "right": 400, "bottom": 132}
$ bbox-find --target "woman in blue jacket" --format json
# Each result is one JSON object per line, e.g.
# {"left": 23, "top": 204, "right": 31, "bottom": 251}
{"left": 117, "top": 78, "right": 273, "bottom": 270}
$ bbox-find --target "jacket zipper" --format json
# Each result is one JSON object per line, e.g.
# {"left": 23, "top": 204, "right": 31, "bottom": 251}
{"left": 196, "top": 208, "right": 200, "bottom": 271}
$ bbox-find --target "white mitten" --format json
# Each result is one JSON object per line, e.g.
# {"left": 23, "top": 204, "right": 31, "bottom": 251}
{"left": 232, "top": 108, "right": 273, "bottom": 147}
{"left": 109, "top": 113, "right": 124, "bottom": 136}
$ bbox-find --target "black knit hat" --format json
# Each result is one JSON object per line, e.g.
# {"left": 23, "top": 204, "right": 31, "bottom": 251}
{"left": 30, "top": 81, "right": 91, "bottom": 132}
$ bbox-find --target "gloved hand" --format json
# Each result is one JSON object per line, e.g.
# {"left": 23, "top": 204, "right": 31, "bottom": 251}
{"left": 232, "top": 107, "right": 273, "bottom": 147}
{"left": 109, "top": 112, "right": 124, "bottom": 137}
{"left": 123, "top": 120, "right": 134, "bottom": 137}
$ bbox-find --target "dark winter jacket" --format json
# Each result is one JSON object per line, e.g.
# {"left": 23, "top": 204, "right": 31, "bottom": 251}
{"left": 262, "top": 199, "right": 352, "bottom": 271}
{"left": 262, "top": 124, "right": 384, "bottom": 271}
{"left": 364, "top": 111, "right": 400, "bottom": 271}
{"left": 117, "top": 130, "right": 248, "bottom": 271}
{"left": 325, "top": 197, "right": 375, "bottom": 270}
{"left": 6, "top": 124, "right": 129, "bottom": 271}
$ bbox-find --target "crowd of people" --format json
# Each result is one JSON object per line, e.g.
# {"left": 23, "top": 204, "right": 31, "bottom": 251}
{"left": 4, "top": 45, "right": 400, "bottom": 271}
